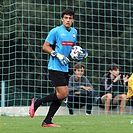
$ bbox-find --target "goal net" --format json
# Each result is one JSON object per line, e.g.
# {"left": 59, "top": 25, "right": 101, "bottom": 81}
{"left": 0, "top": 0, "right": 133, "bottom": 116}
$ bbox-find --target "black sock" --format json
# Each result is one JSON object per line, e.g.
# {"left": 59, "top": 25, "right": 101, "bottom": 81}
{"left": 44, "top": 100, "right": 62, "bottom": 124}
{"left": 37, "top": 93, "right": 58, "bottom": 106}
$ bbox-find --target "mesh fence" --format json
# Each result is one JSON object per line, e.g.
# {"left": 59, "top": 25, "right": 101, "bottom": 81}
{"left": 0, "top": 0, "right": 133, "bottom": 114}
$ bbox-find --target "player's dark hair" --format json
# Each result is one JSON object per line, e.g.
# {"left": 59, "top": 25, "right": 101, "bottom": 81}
{"left": 61, "top": 8, "right": 75, "bottom": 18}
{"left": 74, "top": 63, "right": 85, "bottom": 71}
{"left": 107, "top": 63, "right": 120, "bottom": 71}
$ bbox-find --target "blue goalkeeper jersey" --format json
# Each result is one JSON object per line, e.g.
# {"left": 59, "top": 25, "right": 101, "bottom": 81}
{"left": 45, "top": 25, "right": 77, "bottom": 72}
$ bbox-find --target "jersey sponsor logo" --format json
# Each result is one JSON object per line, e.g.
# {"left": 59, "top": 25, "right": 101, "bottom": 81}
{"left": 62, "top": 41, "right": 74, "bottom": 46}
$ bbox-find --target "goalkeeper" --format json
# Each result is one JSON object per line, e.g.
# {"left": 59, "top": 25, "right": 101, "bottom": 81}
{"left": 29, "top": 8, "right": 88, "bottom": 127}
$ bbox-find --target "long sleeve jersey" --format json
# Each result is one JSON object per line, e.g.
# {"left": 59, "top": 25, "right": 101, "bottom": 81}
{"left": 68, "top": 75, "right": 93, "bottom": 93}
{"left": 100, "top": 72, "right": 126, "bottom": 97}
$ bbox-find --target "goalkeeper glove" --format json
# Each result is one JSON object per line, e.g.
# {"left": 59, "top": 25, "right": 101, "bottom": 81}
{"left": 51, "top": 51, "right": 70, "bottom": 66}
{"left": 77, "top": 49, "right": 88, "bottom": 60}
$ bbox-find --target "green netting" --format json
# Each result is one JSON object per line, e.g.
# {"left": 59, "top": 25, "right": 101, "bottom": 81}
{"left": 0, "top": 0, "right": 133, "bottom": 114}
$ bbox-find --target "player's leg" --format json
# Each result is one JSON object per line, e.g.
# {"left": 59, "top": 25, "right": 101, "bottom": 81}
{"left": 42, "top": 87, "right": 68, "bottom": 126}
{"left": 101, "top": 93, "right": 112, "bottom": 115}
{"left": 42, "top": 99, "right": 62, "bottom": 126}
{"left": 113, "top": 94, "right": 127, "bottom": 114}
{"left": 35, "top": 85, "right": 68, "bottom": 108}
{"left": 29, "top": 92, "right": 59, "bottom": 118}
{"left": 42, "top": 71, "right": 69, "bottom": 126}
{"left": 29, "top": 71, "right": 68, "bottom": 118}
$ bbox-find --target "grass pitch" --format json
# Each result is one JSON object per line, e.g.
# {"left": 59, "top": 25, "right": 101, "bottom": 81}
{"left": 1, "top": 115, "right": 133, "bottom": 133}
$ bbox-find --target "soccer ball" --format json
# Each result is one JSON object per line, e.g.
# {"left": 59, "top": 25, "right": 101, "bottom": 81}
{"left": 70, "top": 46, "right": 83, "bottom": 60}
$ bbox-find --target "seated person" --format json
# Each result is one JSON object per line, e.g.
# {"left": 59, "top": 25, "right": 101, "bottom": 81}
{"left": 99, "top": 63, "right": 129, "bottom": 115}
{"left": 67, "top": 63, "right": 94, "bottom": 115}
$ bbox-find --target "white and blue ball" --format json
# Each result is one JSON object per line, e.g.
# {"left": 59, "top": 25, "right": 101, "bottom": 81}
{"left": 70, "top": 46, "right": 83, "bottom": 60}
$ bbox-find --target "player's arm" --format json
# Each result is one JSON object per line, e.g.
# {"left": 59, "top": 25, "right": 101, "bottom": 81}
{"left": 42, "top": 42, "right": 52, "bottom": 53}
{"left": 77, "top": 49, "right": 88, "bottom": 60}
{"left": 42, "top": 42, "right": 53, "bottom": 54}
{"left": 42, "top": 41, "right": 70, "bottom": 65}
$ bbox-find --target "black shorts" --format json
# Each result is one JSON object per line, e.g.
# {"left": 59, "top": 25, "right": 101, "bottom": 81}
{"left": 49, "top": 70, "right": 69, "bottom": 87}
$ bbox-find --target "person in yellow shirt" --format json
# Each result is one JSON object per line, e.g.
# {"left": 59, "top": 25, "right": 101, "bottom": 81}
{"left": 127, "top": 73, "right": 133, "bottom": 99}
{"left": 127, "top": 73, "right": 133, "bottom": 108}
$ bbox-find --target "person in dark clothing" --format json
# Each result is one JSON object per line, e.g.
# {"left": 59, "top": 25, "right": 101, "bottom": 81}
{"left": 67, "top": 63, "right": 94, "bottom": 115}
{"left": 99, "top": 63, "right": 129, "bottom": 115}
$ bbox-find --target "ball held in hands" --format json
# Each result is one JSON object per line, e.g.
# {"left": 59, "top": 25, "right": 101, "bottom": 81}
{"left": 51, "top": 51, "right": 70, "bottom": 65}
{"left": 78, "top": 49, "right": 88, "bottom": 60}
{"left": 70, "top": 46, "right": 88, "bottom": 60}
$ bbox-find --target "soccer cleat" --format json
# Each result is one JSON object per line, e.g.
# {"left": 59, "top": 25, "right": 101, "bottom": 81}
{"left": 29, "top": 98, "right": 39, "bottom": 118}
{"left": 42, "top": 122, "right": 60, "bottom": 127}
{"left": 29, "top": 98, "right": 35, "bottom": 118}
